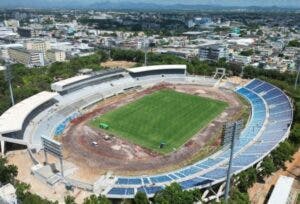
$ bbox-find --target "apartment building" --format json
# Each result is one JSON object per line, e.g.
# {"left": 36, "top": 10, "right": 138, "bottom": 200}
{"left": 17, "top": 27, "right": 38, "bottom": 38}
{"left": 8, "top": 47, "right": 46, "bottom": 67}
{"left": 24, "top": 40, "right": 51, "bottom": 52}
{"left": 46, "top": 49, "right": 66, "bottom": 63}
{"left": 199, "top": 44, "right": 228, "bottom": 61}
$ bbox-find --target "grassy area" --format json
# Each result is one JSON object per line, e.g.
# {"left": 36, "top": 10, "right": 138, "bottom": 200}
{"left": 236, "top": 94, "right": 251, "bottom": 126}
{"left": 90, "top": 89, "right": 228, "bottom": 154}
{"left": 297, "top": 193, "right": 300, "bottom": 204}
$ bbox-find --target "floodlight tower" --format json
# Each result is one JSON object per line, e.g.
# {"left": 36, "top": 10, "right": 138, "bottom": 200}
{"left": 0, "top": 63, "right": 15, "bottom": 106}
{"left": 144, "top": 37, "right": 148, "bottom": 66}
{"left": 294, "top": 54, "right": 300, "bottom": 90}
{"left": 223, "top": 120, "right": 243, "bottom": 202}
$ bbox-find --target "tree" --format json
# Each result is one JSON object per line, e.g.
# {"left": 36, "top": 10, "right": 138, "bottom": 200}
{"left": 288, "top": 40, "right": 300, "bottom": 47}
{"left": 259, "top": 156, "right": 276, "bottom": 178}
{"left": 240, "top": 49, "right": 254, "bottom": 56}
{"left": 64, "top": 195, "right": 76, "bottom": 204}
{"left": 83, "top": 195, "right": 111, "bottom": 204}
{"left": 271, "top": 141, "right": 295, "bottom": 170}
{"left": 154, "top": 183, "right": 194, "bottom": 204}
{"left": 257, "top": 30, "right": 263, "bottom": 36}
{"left": 220, "top": 188, "right": 250, "bottom": 204}
{"left": 289, "top": 123, "right": 300, "bottom": 145}
{"left": 235, "top": 167, "right": 257, "bottom": 192}
{"left": 83, "top": 195, "right": 99, "bottom": 204}
{"left": 15, "top": 180, "right": 58, "bottom": 204}
{"left": 190, "top": 188, "right": 202, "bottom": 202}
{"left": 0, "top": 156, "right": 18, "bottom": 184}
{"left": 15, "top": 181, "right": 31, "bottom": 201}
{"left": 22, "top": 193, "right": 58, "bottom": 204}
{"left": 134, "top": 191, "right": 149, "bottom": 204}
{"left": 227, "top": 62, "right": 243, "bottom": 76}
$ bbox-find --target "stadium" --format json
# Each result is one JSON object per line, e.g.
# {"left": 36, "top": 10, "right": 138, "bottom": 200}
{"left": 0, "top": 64, "right": 293, "bottom": 201}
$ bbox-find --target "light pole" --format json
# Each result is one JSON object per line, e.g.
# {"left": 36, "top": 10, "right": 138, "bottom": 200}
{"left": 224, "top": 124, "right": 236, "bottom": 202}
{"left": 0, "top": 63, "right": 15, "bottom": 106}
{"left": 294, "top": 56, "right": 300, "bottom": 90}
{"left": 223, "top": 120, "right": 243, "bottom": 202}
{"left": 144, "top": 38, "right": 148, "bottom": 66}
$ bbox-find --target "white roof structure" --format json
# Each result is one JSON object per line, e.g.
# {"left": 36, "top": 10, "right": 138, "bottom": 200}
{"left": 0, "top": 183, "right": 17, "bottom": 204}
{"left": 126, "top": 64, "right": 186, "bottom": 73}
{"left": 51, "top": 75, "right": 90, "bottom": 91}
{"left": 267, "top": 176, "right": 294, "bottom": 204}
{"left": 227, "top": 38, "right": 255, "bottom": 46}
{"left": 0, "top": 91, "right": 58, "bottom": 134}
{"left": 0, "top": 43, "right": 23, "bottom": 49}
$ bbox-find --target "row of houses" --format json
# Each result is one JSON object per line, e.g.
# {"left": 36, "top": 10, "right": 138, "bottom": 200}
{"left": 198, "top": 43, "right": 298, "bottom": 72}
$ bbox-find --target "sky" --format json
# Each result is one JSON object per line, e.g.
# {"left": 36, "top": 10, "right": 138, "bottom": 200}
{"left": 124, "top": 0, "right": 300, "bottom": 7}
{"left": 1, "top": 0, "right": 300, "bottom": 8}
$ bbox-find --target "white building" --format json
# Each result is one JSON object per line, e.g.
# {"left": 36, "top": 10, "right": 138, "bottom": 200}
{"left": 231, "top": 54, "right": 252, "bottom": 65}
{"left": 268, "top": 176, "right": 294, "bottom": 204}
{"left": 199, "top": 44, "right": 228, "bottom": 61}
{"left": 3, "top": 19, "right": 20, "bottom": 28}
{"left": 0, "top": 183, "right": 17, "bottom": 204}
{"left": 0, "top": 43, "right": 23, "bottom": 59}
{"left": 24, "top": 40, "right": 51, "bottom": 52}
{"left": 0, "top": 27, "right": 18, "bottom": 39}
{"left": 8, "top": 47, "right": 46, "bottom": 67}
{"left": 46, "top": 49, "right": 66, "bottom": 63}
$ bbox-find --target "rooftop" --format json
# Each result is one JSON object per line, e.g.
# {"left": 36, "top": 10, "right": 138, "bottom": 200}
{"left": 126, "top": 64, "right": 186, "bottom": 73}
{"left": 0, "top": 91, "right": 58, "bottom": 134}
{"left": 51, "top": 75, "right": 90, "bottom": 89}
{"left": 267, "top": 176, "right": 294, "bottom": 204}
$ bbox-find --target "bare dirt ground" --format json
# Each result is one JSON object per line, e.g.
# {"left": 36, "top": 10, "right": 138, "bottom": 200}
{"left": 7, "top": 150, "right": 91, "bottom": 204}
{"left": 248, "top": 150, "right": 300, "bottom": 204}
{"left": 62, "top": 83, "right": 244, "bottom": 179}
{"left": 100, "top": 60, "right": 137, "bottom": 69}
{"left": 225, "top": 76, "right": 249, "bottom": 86}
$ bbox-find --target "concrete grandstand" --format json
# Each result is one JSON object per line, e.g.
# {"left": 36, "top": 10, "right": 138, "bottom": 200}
{"left": 0, "top": 64, "right": 293, "bottom": 201}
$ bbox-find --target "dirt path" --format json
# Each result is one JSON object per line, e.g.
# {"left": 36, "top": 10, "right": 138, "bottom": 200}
{"left": 62, "top": 84, "right": 244, "bottom": 180}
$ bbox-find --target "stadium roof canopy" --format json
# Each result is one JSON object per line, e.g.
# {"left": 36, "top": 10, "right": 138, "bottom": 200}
{"left": 0, "top": 91, "right": 58, "bottom": 134}
{"left": 51, "top": 68, "right": 125, "bottom": 92}
{"left": 51, "top": 75, "right": 90, "bottom": 90}
{"left": 126, "top": 65, "right": 186, "bottom": 73}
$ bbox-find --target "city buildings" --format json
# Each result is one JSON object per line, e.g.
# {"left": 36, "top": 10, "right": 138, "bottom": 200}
{"left": 24, "top": 40, "right": 51, "bottom": 52}
{"left": 17, "top": 27, "right": 38, "bottom": 38}
{"left": 3, "top": 19, "right": 20, "bottom": 28}
{"left": 0, "top": 7, "right": 299, "bottom": 204}
{"left": 0, "top": 9, "right": 298, "bottom": 73}
{"left": 230, "top": 54, "right": 252, "bottom": 65}
{"left": 199, "top": 44, "right": 228, "bottom": 61}
{"left": 8, "top": 47, "right": 46, "bottom": 67}
{"left": 46, "top": 49, "right": 66, "bottom": 63}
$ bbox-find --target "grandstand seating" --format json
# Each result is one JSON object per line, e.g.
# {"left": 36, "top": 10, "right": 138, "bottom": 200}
{"left": 54, "top": 112, "right": 80, "bottom": 136}
{"left": 105, "top": 79, "right": 292, "bottom": 198}
{"left": 1, "top": 63, "right": 291, "bottom": 199}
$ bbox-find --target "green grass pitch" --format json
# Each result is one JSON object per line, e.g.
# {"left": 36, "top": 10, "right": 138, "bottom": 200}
{"left": 90, "top": 89, "right": 228, "bottom": 154}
